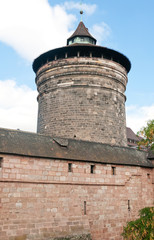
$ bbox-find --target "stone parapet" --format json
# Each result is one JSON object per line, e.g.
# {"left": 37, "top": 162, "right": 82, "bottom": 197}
{"left": 0, "top": 154, "right": 153, "bottom": 240}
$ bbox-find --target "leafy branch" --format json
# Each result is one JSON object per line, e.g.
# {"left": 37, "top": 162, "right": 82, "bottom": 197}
{"left": 122, "top": 207, "right": 154, "bottom": 240}
{"left": 137, "top": 120, "right": 154, "bottom": 150}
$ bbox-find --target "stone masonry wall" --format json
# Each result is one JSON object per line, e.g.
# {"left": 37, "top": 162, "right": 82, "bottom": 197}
{"left": 36, "top": 57, "right": 128, "bottom": 146}
{"left": 0, "top": 155, "right": 153, "bottom": 240}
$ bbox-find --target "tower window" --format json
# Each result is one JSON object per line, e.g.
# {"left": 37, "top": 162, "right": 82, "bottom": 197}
{"left": 147, "top": 173, "right": 150, "bottom": 179}
{"left": 112, "top": 166, "right": 116, "bottom": 175}
{"left": 68, "top": 163, "right": 72, "bottom": 172}
{"left": 90, "top": 165, "right": 95, "bottom": 174}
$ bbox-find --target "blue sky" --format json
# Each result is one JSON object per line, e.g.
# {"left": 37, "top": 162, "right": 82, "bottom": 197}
{"left": 0, "top": 0, "right": 153, "bottom": 133}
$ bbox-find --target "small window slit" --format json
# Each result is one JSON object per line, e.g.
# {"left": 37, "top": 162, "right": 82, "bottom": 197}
{"left": 84, "top": 201, "right": 86, "bottom": 215}
{"left": 90, "top": 165, "right": 95, "bottom": 174}
{"left": 128, "top": 200, "right": 130, "bottom": 211}
{"left": 68, "top": 163, "right": 72, "bottom": 172}
{"left": 112, "top": 166, "right": 116, "bottom": 175}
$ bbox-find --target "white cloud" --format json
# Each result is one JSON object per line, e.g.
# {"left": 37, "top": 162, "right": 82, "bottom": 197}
{"left": 0, "top": 80, "right": 37, "bottom": 132}
{"left": 0, "top": 80, "right": 153, "bottom": 135}
{"left": 63, "top": 1, "right": 97, "bottom": 15}
{"left": 90, "top": 22, "right": 111, "bottom": 45}
{"left": 0, "top": 0, "right": 110, "bottom": 61}
{"left": 0, "top": 0, "right": 76, "bottom": 61}
{"left": 126, "top": 104, "right": 154, "bottom": 134}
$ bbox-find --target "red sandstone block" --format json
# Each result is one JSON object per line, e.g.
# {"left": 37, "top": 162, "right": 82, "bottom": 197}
{"left": 9, "top": 159, "right": 20, "bottom": 164}
{"left": 2, "top": 173, "right": 9, "bottom": 178}
{"left": 16, "top": 174, "right": 21, "bottom": 179}
{"left": 8, "top": 164, "right": 14, "bottom": 169}
{"left": 1, "top": 198, "right": 9, "bottom": 203}
{"left": 9, "top": 174, "right": 16, "bottom": 179}
{"left": 3, "top": 188, "right": 9, "bottom": 193}
{"left": 0, "top": 231, "right": 7, "bottom": 237}
{"left": 53, "top": 176, "right": 60, "bottom": 181}
{"left": 4, "top": 169, "right": 12, "bottom": 174}
{"left": 3, "top": 165, "right": 11, "bottom": 170}
{"left": 11, "top": 169, "right": 19, "bottom": 174}
{"left": 47, "top": 176, "right": 54, "bottom": 181}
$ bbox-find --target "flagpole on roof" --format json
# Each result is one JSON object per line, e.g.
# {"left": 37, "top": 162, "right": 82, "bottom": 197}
{"left": 80, "top": 0, "right": 83, "bottom": 22}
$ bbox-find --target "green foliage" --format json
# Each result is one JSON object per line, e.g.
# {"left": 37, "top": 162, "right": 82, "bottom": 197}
{"left": 122, "top": 207, "right": 154, "bottom": 240}
{"left": 137, "top": 120, "right": 154, "bottom": 150}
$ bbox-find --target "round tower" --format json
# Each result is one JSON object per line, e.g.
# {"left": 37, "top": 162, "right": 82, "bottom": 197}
{"left": 33, "top": 20, "right": 131, "bottom": 146}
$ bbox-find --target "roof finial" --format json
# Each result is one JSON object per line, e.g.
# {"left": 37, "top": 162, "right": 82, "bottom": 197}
{"left": 80, "top": 0, "right": 83, "bottom": 22}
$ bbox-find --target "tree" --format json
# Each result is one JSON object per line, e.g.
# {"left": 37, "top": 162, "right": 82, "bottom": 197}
{"left": 122, "top": 207, "right": 154, "bottom": 240}
{"left": 137, "top": 120, "right": 154, "bottom": 150}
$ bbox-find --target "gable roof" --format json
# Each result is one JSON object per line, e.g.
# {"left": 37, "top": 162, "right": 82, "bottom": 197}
{"left": 126, "top": 127, "right": 140, "bottom": 141}
{"left": 0, "top": 128, "right": 153, "bottom": 168}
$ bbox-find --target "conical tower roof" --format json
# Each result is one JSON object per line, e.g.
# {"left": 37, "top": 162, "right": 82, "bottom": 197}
{"left": 67, "top": 21, "right": 96, "bottom": 45}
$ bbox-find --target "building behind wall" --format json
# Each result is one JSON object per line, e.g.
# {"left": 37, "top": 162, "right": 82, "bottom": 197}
{"left": 126, "top": 127, "right": 141, "bottom": 148}
{"left": 0, "top": 18, "right": 153, "bottom": 240}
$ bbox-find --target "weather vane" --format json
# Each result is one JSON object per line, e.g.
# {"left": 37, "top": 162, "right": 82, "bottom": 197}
{"left": 80, "top": 0, "right": 83, "bottom": 21}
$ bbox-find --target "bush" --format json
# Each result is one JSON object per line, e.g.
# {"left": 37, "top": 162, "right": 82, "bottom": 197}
{"left": 122, "top": 207, "right": 154, "bottom": 240}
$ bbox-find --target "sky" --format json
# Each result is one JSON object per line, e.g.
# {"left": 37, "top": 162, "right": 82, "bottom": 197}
{"left": 0, "top": 0, "right": 153, "bottom": 134}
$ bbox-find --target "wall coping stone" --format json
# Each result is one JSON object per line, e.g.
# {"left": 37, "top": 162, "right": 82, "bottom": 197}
{"left": 0, "top": 127, "right": 153, "bottom": 168}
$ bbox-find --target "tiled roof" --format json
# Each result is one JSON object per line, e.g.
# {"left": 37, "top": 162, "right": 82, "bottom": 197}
{"left": 126, "top": 127, "right": 140, "bottom": 141}
{"left": 67, "top": 21, "right": 96, "bottom": 41}
{"left": 148, "top": 150, "right": 154, "bottom": 159}
{"left": 0, "top": 128, "right": 153, "bottom": 168}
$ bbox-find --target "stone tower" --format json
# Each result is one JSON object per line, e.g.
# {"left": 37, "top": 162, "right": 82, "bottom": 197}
{"left": 33, "top": 21, "right": 131, "bottom": 146}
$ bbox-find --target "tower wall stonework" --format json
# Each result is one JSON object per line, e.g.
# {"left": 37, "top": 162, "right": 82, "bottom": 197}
{"left": 36, "top": 57, "right": 128, "bottom": 146}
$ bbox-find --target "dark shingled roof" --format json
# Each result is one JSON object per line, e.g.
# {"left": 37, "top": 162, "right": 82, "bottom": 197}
{"left": 126, "top": 127, "right": 140, "bottom": 141}
{"left": 33, "top": 44, "right": 131, "bottom": 73}
{"left": 147, "top": 150, "right": 154, "bottom": 160}
{"left": 67, "top": 21, "right": 96, "bottom": 44}
{"left": 0, "top": 128, "right": 153, "bottom": 168}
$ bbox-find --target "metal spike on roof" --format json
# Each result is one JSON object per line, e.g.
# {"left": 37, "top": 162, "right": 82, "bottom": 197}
{"left": 80, "top": 0, "right": 83, "bottom": 22}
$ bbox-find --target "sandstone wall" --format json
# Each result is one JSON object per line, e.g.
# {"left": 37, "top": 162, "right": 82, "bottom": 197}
{"left": 0, "top": 155, "right": 153, "bottom": 240}
{"left": 36, "top": 57, "right": 128, "bottom": 146}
